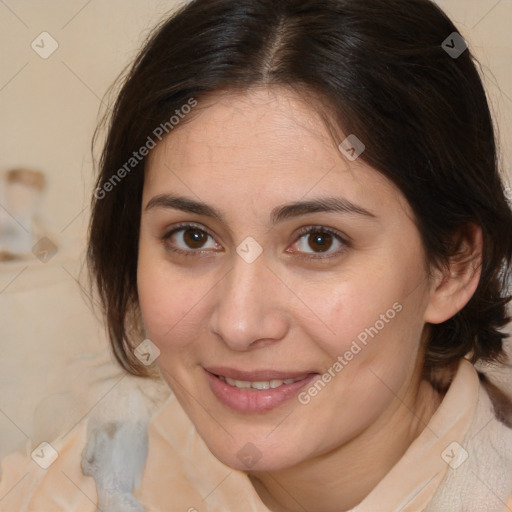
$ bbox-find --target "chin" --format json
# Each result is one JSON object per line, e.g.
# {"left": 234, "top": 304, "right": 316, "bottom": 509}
{"left": 202, "top": 433, "right": 308, "bottom": 473}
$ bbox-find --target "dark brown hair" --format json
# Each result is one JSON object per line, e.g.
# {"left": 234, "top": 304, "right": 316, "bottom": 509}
{"left": 88, "top": 0, "right": 512, "bottom": 380}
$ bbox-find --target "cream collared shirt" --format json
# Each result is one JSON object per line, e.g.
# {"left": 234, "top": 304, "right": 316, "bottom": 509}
{"left": 1, "top": 360, "right": 511, "bottom": 511}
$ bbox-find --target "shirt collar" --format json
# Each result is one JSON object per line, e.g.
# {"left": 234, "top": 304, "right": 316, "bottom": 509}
{"left": 348, "top": 358, "right": 479, "bottom": 511}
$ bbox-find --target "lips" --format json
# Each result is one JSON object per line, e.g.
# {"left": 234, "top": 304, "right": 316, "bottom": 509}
{"left": 204, "top": 366, "right": 319, "bottom": 413}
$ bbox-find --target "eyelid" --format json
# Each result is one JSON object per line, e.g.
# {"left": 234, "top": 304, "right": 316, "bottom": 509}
{"left": 162, "top": 221, "right": 214, "bottom": 239}
{"left": 294, "top": 224, "right": 350, "bottom": 243}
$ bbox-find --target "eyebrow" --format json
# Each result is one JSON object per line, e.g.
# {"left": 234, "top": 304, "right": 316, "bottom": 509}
{"left": 145, "top": 194, "right": 377, "bottom": 224}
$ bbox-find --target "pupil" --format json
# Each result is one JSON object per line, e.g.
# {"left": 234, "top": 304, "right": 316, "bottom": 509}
{"left": 185, "top": 229, "right": 206, "bottom": 248}
{"left": 310, "top": 232, "right": 332, "bottom": 253}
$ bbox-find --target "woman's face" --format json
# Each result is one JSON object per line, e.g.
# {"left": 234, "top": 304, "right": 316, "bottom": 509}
{"left": 138, "top": 87, "right": 435, "bottom": 472}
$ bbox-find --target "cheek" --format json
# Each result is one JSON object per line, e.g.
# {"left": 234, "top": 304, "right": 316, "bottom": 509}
{"left": 305, "top": 275, "right": 406, "bottom": 357}
{"left": 307, "top": 262, "right": 427, "bottom": 390}
{"left": 137, "top": 244, "right": 205, "bottom": 349}
{"left": 299, "top": 292, "right": 423, "bottom": 446}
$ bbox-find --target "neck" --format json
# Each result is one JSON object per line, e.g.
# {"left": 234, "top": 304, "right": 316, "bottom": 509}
{"left": 248, "top": 376, "right": 443, "bottom": 512}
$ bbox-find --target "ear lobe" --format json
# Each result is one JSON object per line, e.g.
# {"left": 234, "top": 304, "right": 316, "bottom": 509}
{"left": 424, "top": 224, "right": 483, "bottom": 325}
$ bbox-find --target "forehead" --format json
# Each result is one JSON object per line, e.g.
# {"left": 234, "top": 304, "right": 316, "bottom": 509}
{"left": 148, "top": 87, "right": 338, "bottom": 173}
{"left": 143, "top": 86, "right": 409, "bottom": 219}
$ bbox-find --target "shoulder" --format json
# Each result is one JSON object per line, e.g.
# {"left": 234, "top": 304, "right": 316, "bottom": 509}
{"left": 0, "top": 419, "right": 97, "bottom": 512}
{"left": 134, "top": 392, "right": 267, "bottom": 511}
{"left": 426, "top": 378, "right": 512, "bottom": 512}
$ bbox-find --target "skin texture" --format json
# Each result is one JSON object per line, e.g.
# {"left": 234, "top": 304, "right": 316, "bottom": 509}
{"left": 137, "top": 86, "right": 482, "bottom": 512}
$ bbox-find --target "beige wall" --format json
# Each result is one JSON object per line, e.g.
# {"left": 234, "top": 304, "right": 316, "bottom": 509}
{"left": 438, "top": 0, "right": 512, "bottom": 182}
{"left": 0, "top": 0, "right": 185, "bottom": 242}
{"left": 0, "top": 0, "right": 187, "bottom": 467}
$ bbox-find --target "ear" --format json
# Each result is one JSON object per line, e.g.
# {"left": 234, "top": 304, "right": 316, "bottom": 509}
{"left": 424, "top": 223, "right": 483, "bottom": 324}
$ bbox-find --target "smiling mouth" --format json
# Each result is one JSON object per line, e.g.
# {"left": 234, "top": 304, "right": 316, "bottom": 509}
{"left": 204, "top": 368, "right": 319, "bottom": 412}
{"left": 216, "top": 374, "right": 309, "bottom": 390}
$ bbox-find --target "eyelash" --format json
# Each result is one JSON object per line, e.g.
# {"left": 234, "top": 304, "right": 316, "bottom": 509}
{"left": 160, "top": 222, "right": 350, "bottom": 260}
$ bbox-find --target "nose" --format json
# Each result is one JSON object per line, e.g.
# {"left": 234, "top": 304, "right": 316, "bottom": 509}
{"left": 208, "top": 252, "right": 289, "bottom": 351}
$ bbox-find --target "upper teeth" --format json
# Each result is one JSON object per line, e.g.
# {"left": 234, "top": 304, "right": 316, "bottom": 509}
{"left": 219, "top": 375, "right": 306, "bottom": 390}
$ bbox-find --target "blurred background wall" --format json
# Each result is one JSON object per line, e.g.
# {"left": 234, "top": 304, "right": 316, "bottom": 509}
{"left": 0, "top": 0, "right": 511, "bottom": 467}
{"left": 0, "top": 0, "right": 185, "bottom": 469}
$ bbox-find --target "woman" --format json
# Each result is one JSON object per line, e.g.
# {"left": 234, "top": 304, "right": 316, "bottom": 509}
{"left": 1, "top": 0, "right": 512, "bottom": 510}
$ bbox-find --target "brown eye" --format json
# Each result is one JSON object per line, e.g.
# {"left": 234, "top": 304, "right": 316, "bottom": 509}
{"left": 162, "top": 223, "right": 220, "bottom": 254}
{"left": 291, "top": 226, "right": 347, "bottom": 259}
{"left": 307, "top": 232, "right": 333, "bottom": 253}
{"left": 182, "top": 228, "right": 208, "bottom": 249}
